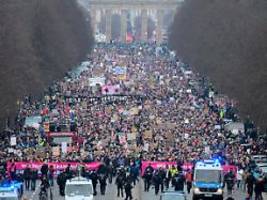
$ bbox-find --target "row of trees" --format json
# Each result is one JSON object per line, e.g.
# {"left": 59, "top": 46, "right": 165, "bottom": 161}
{"left": 169, "top": 0, "right": 267, "bottom": 130}
{"left": 0, "top": 0, "right": 94, "bottom": 129}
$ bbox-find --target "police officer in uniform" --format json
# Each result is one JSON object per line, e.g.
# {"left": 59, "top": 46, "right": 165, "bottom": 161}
{"left": 152, "top": 170, "right": 161, "bottom": 195}
{"left": 90, "top": 170, "right": 98, "bottom": 196}
{"left": 99, "top": 173, "right": 107, "bottom": 195}
{"left": 57, "top": 171, "right": 67, "bottom": 196}
{"left": 124, "top": 178, "right": 133, "bottom": 200}
{"left": 172, "top": 171, "right": 185, "bottom": 191}
{"left": 143, "top": 164, "right": 153, "bottom": 192}
{"left": 31, "top": 169, "right": 38, "bottom": 191}
{"left": 116, "top": 168, "right": 126, "bottom": 197}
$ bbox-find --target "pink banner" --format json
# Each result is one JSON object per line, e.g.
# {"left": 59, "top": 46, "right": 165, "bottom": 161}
{"left": 101, "top": 84, "right": 121, "bottom": 95}
{"left": 7, "top": 162, "right": 101, "bottom": 171}
{"left": 141, "top": 161, "right": 238, "bottom": 176}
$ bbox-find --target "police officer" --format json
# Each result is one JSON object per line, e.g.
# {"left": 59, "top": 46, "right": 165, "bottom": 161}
{"left": 23, "top": 165, "right": 31, "bottom": 191}
{"left": 57, "top": 171, "right": 67, "bottom": 196}
{"left": 31, "top": 169, "right": 38, "bottom": 191}
{"left": 40, "top": 176, "right": 50, "bottom": 199}
{"left": 90, "top": 170, "right": 98, "bottom": 196}
{"left": 165, "top": 165, "right": 171, "bottom": 190}
{"left": 143, "top": 164, "right": 153, "bottom": 192}
{"left": 124, "top": 178, "right": 133, "bottom": 200}
{"left": 246, "top": 170, "right": 254, "bottom": 199}
{"left": 172, "top": 171, "right": 185, "bottom": 191}
{"left": 116, "top": 168, "right": 126, "bottom": 197}
{"left": 65, "top": 164, "right": 72, "bottom": 179}
{"left": 48, "top": 165, "right": 54, "bottom": 187}
{"left": 41, "top": 163, "right": 48, "bottom": 178}
{"left": 158, "top": 167, "right": 166, "bottom": 193}
{"left": 129, "top": 162, "right": 139, "bottom": 186}
{"left": 254, "top": 174, "right": 265, "bottom": 200}
{"left": 152, "top": 170, "right": 161, "bottom": 195}
{"left": 99, "top": 173, "right": 107, "bottom": 195}
{"left": 224, "top": 170, "right": 235, "bottom": 195}
{"left": 185, "top": 170, "right": 193, "bottom": 194}
{"left": 107, "top": 163, "right": 113, "bottom": 184}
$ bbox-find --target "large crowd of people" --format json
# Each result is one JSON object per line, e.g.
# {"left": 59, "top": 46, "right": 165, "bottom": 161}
{"left": 0, "top": 42, "right": 266, "bottom": 199}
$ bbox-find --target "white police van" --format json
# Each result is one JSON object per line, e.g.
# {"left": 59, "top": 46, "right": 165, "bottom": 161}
{"left": 0, "top": 181, "right": 23, "bottom": 200}
{"left": 192, "top": 160, "right": 224, "bottom": 200}
{"left": 65, "top": 177, "right": 93, "bottom": 200}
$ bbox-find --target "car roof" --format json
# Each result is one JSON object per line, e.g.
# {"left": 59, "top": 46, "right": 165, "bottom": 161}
{"left": 160, "top": 191, "right": 186, "bottom": 196}
{"left": 252, "top": 155, "right": 267, "bottom": 159}
{"left": 66, "top": 177, "right": 92, "bottom": 185}
{"left": 160, "top": 192, "right": 186, "bottom": 200}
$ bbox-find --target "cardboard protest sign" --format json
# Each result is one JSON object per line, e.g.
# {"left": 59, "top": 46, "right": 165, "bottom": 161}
{"left": 143, "top": 143, "right": 149, "bottom": 152}
{"left": 61, "top": 142, "right": 68, "bottom": 154}
{"left": 10, "top": 137, "right": 16, "bottom": 146}
{"left": 44, "top": 122, "right": 49, "bottom": 133}
{"left": 119, "top": 135, "right": 127, "bottom": 144}
{"left": 129, "top": 107, "right": 139, "bottom": 115}
{"left": 102, "top": 84, "right": 121, "bottom": 95}
{"left": 89, "top": 77, "right": 105, "bottom": 87}
{"left": 52, "top": 147, "right": 60, "bottom": 157}
{"left": 113, "top": 66, "right": 127, "bottom": 80}
{"left": 127, "top": 133, "right": 137, "bottom": 141}
{"left": 128, "top": 144, "right": 137, "bottom": 152}
{"left": 205, "top": 146, "right": 210, "bottom": 154}
{"left": 131, "top": 126, "right": 137, "bottom": 133}
{"left": 144, "top": 130, "right": 153, "bottom": 139}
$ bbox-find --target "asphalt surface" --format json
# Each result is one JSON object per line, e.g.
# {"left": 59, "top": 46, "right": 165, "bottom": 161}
{"left": 23, "top": 179, "right": 267, "bottom": 200}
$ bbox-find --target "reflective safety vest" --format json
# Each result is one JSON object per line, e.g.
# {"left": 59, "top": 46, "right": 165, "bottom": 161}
{"left": 39, "top": 139, "right": 45, "bottom": 147}
{"left": 170, "top": 168, "right": 178, "bottom": 177}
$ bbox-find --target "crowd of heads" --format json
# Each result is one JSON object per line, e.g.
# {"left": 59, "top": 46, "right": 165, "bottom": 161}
{"left": 0, "top": 42, "right": 266, "bottom": 174}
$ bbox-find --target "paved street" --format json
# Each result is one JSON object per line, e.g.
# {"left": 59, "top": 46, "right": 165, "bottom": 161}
{"left": 23, "top": 179, "right": 267, "bottom": 200}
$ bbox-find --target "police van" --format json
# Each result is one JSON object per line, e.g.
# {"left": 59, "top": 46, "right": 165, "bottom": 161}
{"left": 192, "top": 160, "right": 224, "bottom": 200}
{"left": 0, "top": 180, "right": 23, "bottom": 200}
{"left": 65, "top": 176, "right": 94, "bottom": 200}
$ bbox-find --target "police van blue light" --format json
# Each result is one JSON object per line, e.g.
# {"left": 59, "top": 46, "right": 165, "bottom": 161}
{"left": 193, "top": 160, "right": 224, "bottom": 200}
{"left": 0, "top": 180, "right": 23, "bottom": 200}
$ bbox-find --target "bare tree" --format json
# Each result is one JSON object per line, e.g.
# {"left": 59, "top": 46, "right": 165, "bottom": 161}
{"left": 169, "top": 0, "right": 267, "bottom": 130}
{"left": 0, "top": 0, "right": 94, "bottom": 130}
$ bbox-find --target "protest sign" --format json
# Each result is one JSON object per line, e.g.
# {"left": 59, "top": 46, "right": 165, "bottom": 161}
{"left": 129, "top": 107, "right": 139, "bottom": 115}
{"left": 127, "top": 133, "right": 137, "bottom": 141}
{"left": 88, "top": 77, "right": 105, "bottom": 87}
{"left": 143, "top": 130, "right": 153, "bottom": 139}
{"left": 10, "top": 137, "right": 16, "bottom": 146}
{"left": 113, "top": 66, "right": 127, "bottom": 80}
{"left": 101, "top": 84, "right": 121, "bottom": 95}
{"left": 61, "top": 142, "right": 67, "bottom": 154}
{"left": 52, "top": 147, "right": 60, "bottom": 157}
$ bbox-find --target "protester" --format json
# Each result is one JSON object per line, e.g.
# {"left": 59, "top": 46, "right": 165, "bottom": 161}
{"left": 30, "top": 169, "right": 38, "bottom": 191}
{"left": 23, "top": 165, "right": 31, "bottom": 191}
{"left": 116, "top": 168, "right": 126, "bottom": 198}
{"left": 124, "top": 179, "right": 133, "bottom": 200}
{"left": 1, "top": 42, "right": 267, "bottom": 198}
{"left": 99, "top": 173, "right": 107, "bottom": 195}
{"left": 185, "top": 169, "right": 193, "bottom": 194}
{"left": 57, "top": 171, "right": 67, "bottom": 196}
{"left": 224, "top": 170, "right": 236, "bottom": 195}
{"left": 143, "top": 164, "right": 153, "bottom": 192}
{"left": 90, "top": 170, "right": 98, "bottom": 196}
{"left": 172, "top": 171, "right": 185, "bottom": 191}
